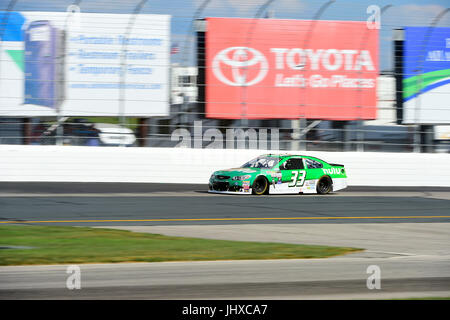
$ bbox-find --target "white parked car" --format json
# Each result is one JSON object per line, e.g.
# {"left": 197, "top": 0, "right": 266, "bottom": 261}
{"left": 93, "top": 123, "right": 136, "bottom": 146}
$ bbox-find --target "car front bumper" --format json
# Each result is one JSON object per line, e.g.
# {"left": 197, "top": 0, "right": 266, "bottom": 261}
{"left": 208, "top": 180, "right": 252, "bottom": 194}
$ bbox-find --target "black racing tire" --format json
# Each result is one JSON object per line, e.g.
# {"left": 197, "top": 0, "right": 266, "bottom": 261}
{"left": 252, "top": 176, "right": 269, "bottom": 195}
{"left": 316, "top": 176, "right": 333, "bottom": 195}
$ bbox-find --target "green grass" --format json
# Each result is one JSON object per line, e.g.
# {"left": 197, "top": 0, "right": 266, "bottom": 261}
{"left": 76, "top": 117, "right": 140, "bottom": 130}
{"left": 0, "top": 225, "right": 362, "bottom": 266}
{"left": 42, "top": 117, "right": 140, "bottom": 130}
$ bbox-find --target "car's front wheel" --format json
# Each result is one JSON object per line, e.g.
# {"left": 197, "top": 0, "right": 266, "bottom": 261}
{"left": 252, "top": 176, "right": 269, "bottom": 195}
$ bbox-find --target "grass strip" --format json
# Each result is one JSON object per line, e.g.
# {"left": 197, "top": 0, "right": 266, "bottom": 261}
{"left": 0, "top": 225, "right": 362, "bottom": 266}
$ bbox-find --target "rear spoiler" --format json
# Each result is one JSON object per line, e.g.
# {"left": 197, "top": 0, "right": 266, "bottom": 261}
{"left": 329, "top": 163, "right": 344, "bottom": 167}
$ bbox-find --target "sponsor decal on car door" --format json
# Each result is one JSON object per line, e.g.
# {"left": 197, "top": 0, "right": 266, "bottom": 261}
{"left": 280, "top": 158, "right": 306, "bottom": 187}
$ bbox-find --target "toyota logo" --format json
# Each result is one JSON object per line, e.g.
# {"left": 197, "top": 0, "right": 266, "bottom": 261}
{"left": 212, "top": 47, "right": 268, "bottom": 86}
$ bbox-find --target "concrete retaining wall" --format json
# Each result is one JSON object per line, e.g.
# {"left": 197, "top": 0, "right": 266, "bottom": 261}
{"left": 1, "top": 145, "right": 449, "bottom": 186}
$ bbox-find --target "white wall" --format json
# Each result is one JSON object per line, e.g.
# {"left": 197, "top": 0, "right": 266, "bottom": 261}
{"left": 364, "top": 76, "right": 396, "bottom": 126}
{"left": 1, "top": 145, "right": 449, "bottom": 186}
{"left": 171, "top": 65, "right": 198, "bottom": 104}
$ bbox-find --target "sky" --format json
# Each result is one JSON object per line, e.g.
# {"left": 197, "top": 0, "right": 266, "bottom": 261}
{"left": 2, "top": 0, "right": 450, "bottom": 70}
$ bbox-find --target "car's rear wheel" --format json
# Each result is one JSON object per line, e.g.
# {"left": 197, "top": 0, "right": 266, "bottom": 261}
{"left": 317, "top": 176, "right": 332, "bottom": 194}
{"left": 252, "top": 176, "right": 268, "bottom": 195}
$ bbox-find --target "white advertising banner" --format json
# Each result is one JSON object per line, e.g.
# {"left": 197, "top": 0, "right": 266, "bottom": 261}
{"left": 0, "top": 11, "right": 170, "bottom": 116}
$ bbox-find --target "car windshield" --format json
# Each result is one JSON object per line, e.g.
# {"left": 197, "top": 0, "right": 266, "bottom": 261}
{"left": 241, "top": 156, "right": 280, "bottom": 169}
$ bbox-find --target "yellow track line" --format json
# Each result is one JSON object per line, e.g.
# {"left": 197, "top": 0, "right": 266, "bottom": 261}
{"left": 1, "top": 216, "right": 450, "bottom": 224}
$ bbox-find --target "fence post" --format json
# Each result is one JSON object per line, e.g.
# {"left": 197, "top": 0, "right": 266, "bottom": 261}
{"left": 119, "top": 0, "right": 149, "bottom": 146}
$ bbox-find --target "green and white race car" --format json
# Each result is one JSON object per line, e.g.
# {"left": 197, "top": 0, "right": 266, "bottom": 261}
{"left": 208, "top": 154, "right": 347, "bottom": 195}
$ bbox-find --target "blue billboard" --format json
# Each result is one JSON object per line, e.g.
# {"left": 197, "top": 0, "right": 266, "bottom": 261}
{"left": 402, "top": 27, "right": 450, "bottom": 124}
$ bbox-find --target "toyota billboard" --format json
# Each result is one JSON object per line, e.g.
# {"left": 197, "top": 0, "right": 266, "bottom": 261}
{"left": 0, "top": 11, "right": 170, "bottom": 117}
{"left": 204, "top": 18, "right": 379, "bottom": 120}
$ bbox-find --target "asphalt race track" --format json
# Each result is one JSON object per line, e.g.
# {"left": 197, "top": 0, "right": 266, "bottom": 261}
{"left": 0, "top": 182, "right": 449, "bottom": 299}
{"left": 0, "top": 183, "right": 450, "bottom": 226}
